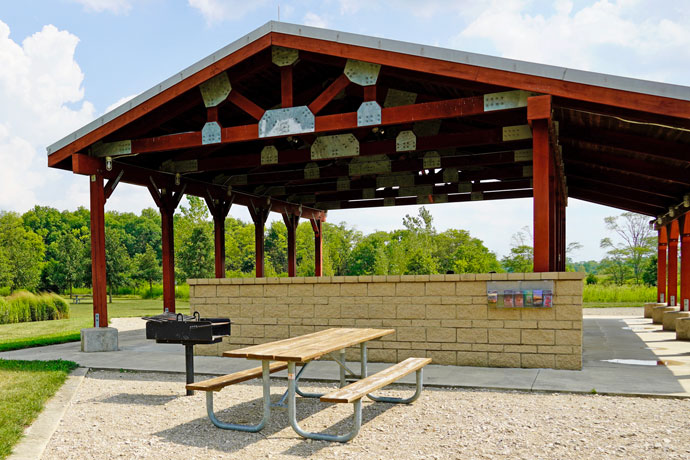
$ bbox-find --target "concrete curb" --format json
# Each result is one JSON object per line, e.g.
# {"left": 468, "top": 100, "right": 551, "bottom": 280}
{"left": 8, "top": 367, "right": 89, "bottom": 460}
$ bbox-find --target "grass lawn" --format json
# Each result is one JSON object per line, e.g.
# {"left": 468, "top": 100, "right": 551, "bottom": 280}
{"left": 0, "top": 359, "right": 78, "bottom": 459}
{"left": 0, "top": 298, "right": 189, "bottom": 352}
{"left": 583, "top": 301, "right": 644, "bottom": 308}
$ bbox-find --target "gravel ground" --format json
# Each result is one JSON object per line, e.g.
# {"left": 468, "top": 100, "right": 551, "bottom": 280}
{"left": 583, "top": 307, "right": 643, "bottom": 317}
{"left": 43, "top": 370, "right": 690, "bottom": 460}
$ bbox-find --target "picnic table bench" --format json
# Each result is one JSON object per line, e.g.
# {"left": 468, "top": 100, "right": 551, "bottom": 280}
{"left": 187, "top": 328, "right": 431, "bottom": 442}
{"left": 70, "top": 294, "right": 92, "bottom": 304}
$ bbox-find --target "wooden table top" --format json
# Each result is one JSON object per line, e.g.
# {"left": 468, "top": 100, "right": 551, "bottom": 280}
{"left": 223, "top": 328, "right": 394, "bottom": 362}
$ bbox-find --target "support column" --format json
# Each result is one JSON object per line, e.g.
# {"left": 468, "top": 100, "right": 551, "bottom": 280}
{"left": 311, "top": 218, "right": 323, "bottom": 277}
{"left": 205, "top": 198, "right": 232, "bottom": 278}
{"left": 528, "top": 95, "right": 553, "bottom": 272}
{"left": 249, "top": 206, "right": 270, "bottom": 278}
{"left": 668, "top": 220, "right": 679, "bottom": 307}
{"left": 282, "top": 213, "right": 299, "bottom": 277}
{"left": 89, "top": 174, "right": 108, "bottom": 328}
{"left": 658, "top": 226, "right": 668, "bottom": 304}
{"left": 681, "top": 216, "right": 690, "bottom": 311}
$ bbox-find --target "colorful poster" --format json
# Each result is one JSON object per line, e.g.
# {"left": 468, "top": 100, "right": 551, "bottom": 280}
{"left": 543, "top": 290, "right": 553, "bottom": 308}
{"left": 533, "top": 289, "right": 543, "bottom": 307}
{"left": 523, "top": 290, "right": 533, "bottom": 306}
{"left": 488, "top": 290, "right": 498, "bottom": 305}
{"left": 514, "top": 291, "right": 524, "bottom": 307}
{"left": 503, "top": 290, "right": 514, "bottom": 307}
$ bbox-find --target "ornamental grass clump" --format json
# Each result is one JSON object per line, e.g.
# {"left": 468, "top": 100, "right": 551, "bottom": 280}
{"left": 0, "top": 292, "right": 70, "bottom": 324}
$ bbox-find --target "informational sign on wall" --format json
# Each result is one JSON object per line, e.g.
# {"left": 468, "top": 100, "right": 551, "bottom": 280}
{"left": 487, "top": 280, "right": 555, "bottom": 308}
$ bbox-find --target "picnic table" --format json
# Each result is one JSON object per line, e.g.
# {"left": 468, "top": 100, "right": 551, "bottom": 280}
{"left": 187, "top": 327, "right": 430, "bottom": 442}
{"left": 70, "top": 294, "right": 92, "bottom": 304}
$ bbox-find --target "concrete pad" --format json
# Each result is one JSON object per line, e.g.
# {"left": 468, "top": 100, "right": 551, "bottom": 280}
{"left": 677, "top": 317, "right": 690, "bottom": 340}
{"left": 662, "top": 311, "right": 690, "bottom": 331}
{"left": 81, "top": 327, "right": 118, "bottom": 352}
{"left": 652, "top": 306, "right": 678, "bottom": 324}
{"left": 644, "top": 302, "right": 666, "bottom": 319}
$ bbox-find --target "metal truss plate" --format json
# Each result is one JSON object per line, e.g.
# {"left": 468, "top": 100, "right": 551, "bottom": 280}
{"left": 433, "top": 194, "right": 448, "bottom": 203}
{"left": 344, "top": 59, "right": 381, "bottom": 86}
{"left": 399, "top": 185, "right": 433, "bottom": 197}
{"left": 272, "top": 46, "right": 298, "bottom": 67}
{"left": 384, "top": 89, "right": 417, "bottom": 108}
{"left": 259, "top": 106, "right": 315, "bottom": 138}
{"left": 376, "top": 173, "right": 415, "bottom": 188}
{"left": 384, "top": 197, "right": 396, "bottom": 207}
{"left": 502, "top": 125, "right": 532, "bottom": 141}
{"left": 261, "top": 146, "right": 279, "bottom": 165}
{"left": 228, "top": 175, "right": 248, "bottom": 186}
{"left": 483, "top": 90, "right": 540, "bottom": 112}
{"left": 91, "top": 140, "right": 131, "bottom": 158}
{"left": 362, "top": 188, "right": 376, "bottom": 199}
{"left": 413, "top": 119, "right": 441, "bottom": 137}
{"left": 396, "top": 130, "right": 416, "bottom": 152}
{"left": 337, "top": 177, "right": 350, "bottom": 191}
{"left": 202, "top": 122, "right": 222, "bottom": 145}
{"left": 423, "top": 151, "right": 441, "bottom": 169}
{"left": 317, "top": 201, "right": 341, "bottom": 210}
{"left": 161, "top": 159, "right": 198, "bottom": 173}
{"left": 443, "top": 168, "right": 459, "bottom": 183}
{"left": 522, "top": 165, "right": 533, "bottom": 177}
{"left": 514, "top": 149, "right": 533, "bottom": 162}
{"left": 265, "top": 186, "right": 285, "bottom": 196}
{"left": 471, "top": 192, "right": 484, "bottom": 201}
{"left": 311, "top": 134, "right": 360, "bottom": 160}
{"left": 349, "top": 154, "right": 391, "bottom": 176}
{"left": 458, "top": 182, "right": 472, "bottom": 193}
{"left": 297, "top": 194, "right": 316, "bottom": 203}
{"left": 304, "top": 163, "right": 320, "bottom": 179}
{"left": 357, "top": 101, "right": 381, "bottom": 127}
{"left": 199, "top": 72, "right": 232, "bottom": 108}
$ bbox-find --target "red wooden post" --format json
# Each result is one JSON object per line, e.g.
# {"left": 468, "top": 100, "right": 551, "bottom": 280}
{"left": 528, "top": 96, "right": 553, "bottom": 272}
{"left": 205, "top": 198, "right": 232, "bottom": 278}
{"left": 681, "top": 216, "right": 690, "bottom": 311}
{"left": 658, "top": 226, "right": 668, "bottom": 304}
{"left": 311, "top": 218, "right": 323, "bottom": 277}
{"left": 282, "top": 213, "right": 299, "bottom": 277}
{"left": 160, "top": 203, "right": 176, "bottom": 312}
{"left": 249, "top": 206, "right": 269, "bottom": 278}
{"left": 89, "top": 174, "right": 108, "bottom": 327}
{"left": 668, "top": 220, "right": 680, "bottom": 306}
{"left": 548, "top": 155, "right": 557, "bottom": 271}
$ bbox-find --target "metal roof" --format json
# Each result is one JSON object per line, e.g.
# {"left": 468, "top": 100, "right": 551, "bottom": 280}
{"left": 47, "top": 20, "right": 690, "bottom": 157}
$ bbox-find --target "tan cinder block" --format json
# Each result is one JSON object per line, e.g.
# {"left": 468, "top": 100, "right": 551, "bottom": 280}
{"left": 490, "top": 273, "right": 508, "bottom": 280}
{"left": 411, "top": 320, "right": 440, "bottom": 327}
{"left": 397, "top": 327, "right": 426, "bottom": 342}
{"left": 426, "top": 304, "right": 456, "bottom": 319}
{"left": 457, "top": 305, "right": 487, "bottom": 319}
{"left": 523, "top": 272, "right": 542, "bottom": 280}
{"left": 472, "top": 344, "right": 503, "bottom": 352}
{"left": 239, "top": 284, "right": 264, "bottom": 297}
{"left": 368, "top": 283, "right": 395, "bottom": 296}
{"left": 343, "top": 276, "right": 359, "bottom": 283}
{"left": 371, "top": 275, "right": 388, "bottom": 282}
{"left": 427, "top": 327, "right": 456, "bottom": 342}
{"left": 504, "top": 320, "right": 537, "bottom": 329}
{"left": 504, "top": 344, "right": 537, "bottom": 353}
{"left": 264, "top": 325, "right": 289, "bottom": 339}
{"left": 522, "top": 329, "right": 555, "bottom": 345}
{"left": 489, "top": 352, "right": 520, "bottom": 368}
{"left": 357, "top": 275, "right": 373, "bottom": 283}
{"left": 240, "top": 304, "right": 264, "bottom": 318}
{"left": 426, "top": 282, "right": 455, "bottom": 296}
{"left": 555, "top": 305, "right": 582, "bottom": 321}
{"left": 195, "top": 285, "right": 216, "bottom": 297}
{"left": 338, "top": 283, "right": 367, "bottom": 296}
{"left": 457, "top": 328, "right": 488, "bottom": 343}
{"left": 441, "top": 320, "right": 472, "bottom": 328}
{"left": 556, "top": 354, "right": 582, "bottom": 370}
{"left": 429, "top": 274, "right": 445, "bottom": 282}
{"left": 382, "top": 319, "right": 412, "bottom": 327}
{"left": 538, "top": 321, "right": 572, "bottom": 329}
{"left": 194, "top": 343, "right": 219, "bottom": 356}
{"left": 441, "top": 295, "right": 472, "bottom": 305}
{"left": 441, "top": 343, "right": 473, "bottom": 351}
{"left": 644, "top": 302, "right": 666, "bottom": 319}
{"left": 355, "top": 319, "right": 383, "bottom": 327}
{"left": 676, "top": 318, "right": 690, "bottom": 340}
{"left": 385, "top": 341, "right": 409, "bottom": 349}
{"left": 242, "top": 325, "right": 264, "bottom": 338}
{"left": 316, "top": 303, "right": 340, "bottom": 319}
{"left": 264, "top": 304, "right": 288, "bottom": 318}
{"left": 341, "top": 304, "right": 368, "bottom": 319}
{"left": 427, "top": 351, "right": 456, "bottom": 365}
{"left": 369, "top": 304, "right": 396, "bottom": 319}
{"left": 663, "top": 311, "right": 690, "bottom": 331}
{"left": 216, "top": 285, "right": 239, "bottom": 297}
{"left": 521, "top": 353, "right": 555, "bottom": 368}
{"left": 397, "top": 304, "right": 426, "bottom": 319}
{"left": 558, "top": 272, "right": 586, "bottom": 280}
{"left": 329, "top": 319, "right": 356, "bottom": 326}
{"left": 557, "top": 280, "right": 584, "bottom": 296}
{"left": 456, "top": 281, "right": 486, "bottom": 296}
{"left": 414, "top": 275, "right": 430, "bottom": 282}
{"left": 488, "top": 308, "right": 521, "bottom": 320}
{"left": 368, "top": 348, "right": 397, "bottom": 362}
{"left": 396, "top": 282, "right": 422, "bottom": 296}
{"left": 540, "top": 272, "right": 559, "bottom": 280}
{"left": 289, "top": 325, "right": 314, "bottom": 336}
{"left": 263, "top": 284, "right": 288, "bottom": 297}
{"left": 412, "top": 341, "right": 439, "bottom": 350}
{"left": 507, "top": 273, "right": 525, "bottom": 280}
{"left": 253, "top": 316, "right": 276, "bottom": 325}
{"left": 489, "top": 329, "right": 521, "bottom": 344}
{"left": 652, "top": 306, "right": 678, "bottom": 324}
{"left": 472, "top": 320, "right": 503, "bottom": 328}
{"left": 313, "top": 284, "right": 339, "bottom": 297}
{"left": 521, "top": 308, "right": 555, "bottom": 320}
{"left": 218, "top": 305, "right": 240, "bottom": 318}
{"left": 289, "top": 304, "right": 314, "bottom": 318}
{"left": 457, "top": 351, "right": 488, "bottom": 366}
{"left": 288, "top": 284, "right": 314, "bottom": 297}
{"left": 398, "top": 349, "right": 428, "bottom": 361}
{"left": 555, "top": 329, "right": 581, "bottom": 346}
{"left": 538, "top": 345, "right": 573, "bottom": 354}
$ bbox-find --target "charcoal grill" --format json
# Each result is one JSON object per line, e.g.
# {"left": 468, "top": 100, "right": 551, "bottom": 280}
{"left": 143, "top": 312, "right": 231, "bottom": 395}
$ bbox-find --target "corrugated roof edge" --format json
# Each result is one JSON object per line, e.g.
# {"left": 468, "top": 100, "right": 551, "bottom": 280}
{"left": 47, "top": 20, "right": 690, "bottom": 157}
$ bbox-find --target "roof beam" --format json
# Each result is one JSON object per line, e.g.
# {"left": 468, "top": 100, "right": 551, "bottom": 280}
{"left": 569, "top": 187, "right": 664, "bottom": 216}
{"left": 329, "top": 189, "right": 532, "bottom": 210}
{"left": 567, "top": 176, "right": 670, "bottom": 209}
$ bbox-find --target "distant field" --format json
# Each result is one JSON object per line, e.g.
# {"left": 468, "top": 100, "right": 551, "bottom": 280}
{"left": 0, "top": 298, "right": 189, "bottom": 352}
{"left": 583, "top": 284, "right": 657, "bottom": 304}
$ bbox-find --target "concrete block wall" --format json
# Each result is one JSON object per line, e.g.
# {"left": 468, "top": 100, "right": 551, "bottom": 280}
{"left": 188, "top": 272, "right": 584, "bottom": 370}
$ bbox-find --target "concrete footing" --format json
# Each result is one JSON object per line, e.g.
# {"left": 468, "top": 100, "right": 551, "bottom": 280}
{"left": 677, "top": 318, "right": 690, "bottom": 340}
{"left": 652, "top": 306, "right": 678, "bottom": 324}
{"left": 80, "top": 328, "right": 118, "bottom": 352}
{"left": 662, "top": 311, "right": 690, "bottom": 331}
{"left": 644, "top": 302, "right": 666, "bottom": 319}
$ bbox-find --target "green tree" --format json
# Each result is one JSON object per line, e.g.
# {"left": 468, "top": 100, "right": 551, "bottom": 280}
{"left": 435, "top": 229, "right": 501, "bottom": 274}
{"left": 178, "top": 226, "right": 214, "bottom": 279}
{"left": 133, "top": 245, "right": 162, "bottom": 295}
{"left": 601, "top": 212, "right": 655, "bottom": 284}
{"left": 641, "top": 254, "right": 657, "bottom": 287}
{"left": 104, "top": 228, "right": 132, "bottom": 298}
{"left": 48, "top": 231, "right": 84, "bottom": 295}
{"left": 501, "top": 227, "right": 533, "bottom": 273}
{"left": 0, "top": 212, "right": 45, "bottom": 291}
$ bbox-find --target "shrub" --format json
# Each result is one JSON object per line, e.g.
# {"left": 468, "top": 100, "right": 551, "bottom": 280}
{"left": 0, "top": 292, "right": 70, "bottom": 324}
{"left": 583, "top": 284, "right": 656, "bottom": 303}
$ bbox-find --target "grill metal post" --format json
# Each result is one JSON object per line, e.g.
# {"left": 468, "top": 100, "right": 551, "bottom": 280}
{"left": 185, "top": 344, "right": 194, "bottom": 396}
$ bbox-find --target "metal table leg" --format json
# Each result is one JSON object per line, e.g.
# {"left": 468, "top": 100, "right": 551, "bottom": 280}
{"left": 185, "top": 344, "right": 194, "bottom": 396}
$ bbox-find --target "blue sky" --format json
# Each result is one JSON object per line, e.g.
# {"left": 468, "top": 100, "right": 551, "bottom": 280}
{"left": 0, "top": 0, "right": 688, "bottom": 261}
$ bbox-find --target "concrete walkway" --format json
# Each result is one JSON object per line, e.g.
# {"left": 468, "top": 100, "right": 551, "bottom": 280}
{"left": 3, "top": 311, "right": 690, "bottom": 398}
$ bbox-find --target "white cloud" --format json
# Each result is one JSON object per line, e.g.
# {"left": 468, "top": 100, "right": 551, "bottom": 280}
{"left": 70, "top": 0, "right": 132, "bottom": 14}
{"left": 187, "top": 0, "right": 269, "bottom": 26}
{"left": 303, "top": 12, "right": 328, "bottom": 29}
{"left": 104, "top": 94, "right": 138, "bottom": 114}
{"left": 0, "top": 21, "right": 96, "bottom": 213}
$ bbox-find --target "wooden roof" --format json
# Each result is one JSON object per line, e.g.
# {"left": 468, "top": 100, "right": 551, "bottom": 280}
{"left": 47, "top": 22, "right": 690, "bottom": 225}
